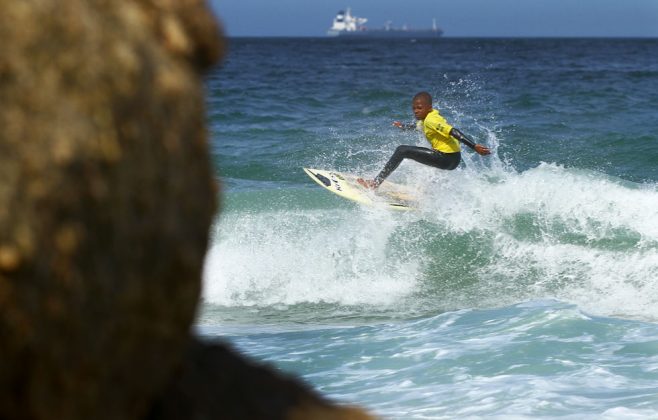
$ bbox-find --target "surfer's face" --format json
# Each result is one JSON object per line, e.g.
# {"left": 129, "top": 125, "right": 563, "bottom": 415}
{"left": 412, "top": 99, "right": 432, "bottom": 120}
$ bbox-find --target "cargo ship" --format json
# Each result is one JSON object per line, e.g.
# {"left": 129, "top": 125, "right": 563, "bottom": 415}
{"left": 327, "top": 8, "right": 442, "bottom": 38}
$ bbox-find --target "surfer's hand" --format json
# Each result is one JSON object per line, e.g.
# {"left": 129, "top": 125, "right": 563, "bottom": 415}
{"left": 474, "top": 144, "right": 491, "bottom": 156}
{"left": 392, "top": 121, "right": 403, "bottom": 128}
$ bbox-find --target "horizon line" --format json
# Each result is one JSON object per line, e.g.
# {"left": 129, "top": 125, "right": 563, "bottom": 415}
{"left": 224, "top": 35, "right": 658, "bottom": 40}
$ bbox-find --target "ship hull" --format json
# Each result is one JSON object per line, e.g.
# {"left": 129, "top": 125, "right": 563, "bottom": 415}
{"left": 327, "top": 29, "right": 442, "bottom": 39}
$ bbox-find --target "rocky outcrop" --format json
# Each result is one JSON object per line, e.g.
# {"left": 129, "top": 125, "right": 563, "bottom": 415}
{"left": 0, "top": 1, "right": 372, "bottom": 419}
{"left": 0, "top": 0, "right": 222, "bottom": 418}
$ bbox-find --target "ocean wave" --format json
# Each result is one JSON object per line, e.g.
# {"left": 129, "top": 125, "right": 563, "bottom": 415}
{"left": 202, "top": 160, "right": 658, "bottom": 322}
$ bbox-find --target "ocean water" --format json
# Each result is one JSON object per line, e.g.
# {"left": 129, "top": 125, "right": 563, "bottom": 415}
{"left": 200, "top": 38, "right": 658, "bottom": 418}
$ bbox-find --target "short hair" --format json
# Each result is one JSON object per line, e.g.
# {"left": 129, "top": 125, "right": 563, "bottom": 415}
{"left": 413, "top": 91, "right": 432, "bottom": 105}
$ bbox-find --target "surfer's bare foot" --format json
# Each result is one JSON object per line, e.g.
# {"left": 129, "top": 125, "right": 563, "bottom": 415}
{"left": 357, "top": 178, "right": 378, "bottom": 189}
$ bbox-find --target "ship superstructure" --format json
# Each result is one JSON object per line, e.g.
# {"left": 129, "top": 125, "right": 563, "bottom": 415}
{"left": 327, "top": 8, "right": 368, "bottom": 35}
{"left": 327, "top": 8, "right": 442, "bottom": 38}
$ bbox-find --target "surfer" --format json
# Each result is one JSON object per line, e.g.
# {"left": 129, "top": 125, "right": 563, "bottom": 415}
{"left": 357, "top": 91, "right": 491, "bottom": 189}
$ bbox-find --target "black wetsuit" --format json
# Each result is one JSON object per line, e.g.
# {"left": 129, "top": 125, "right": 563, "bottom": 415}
{"left": 374, "top": 146, "right": 461, "bottom": 185}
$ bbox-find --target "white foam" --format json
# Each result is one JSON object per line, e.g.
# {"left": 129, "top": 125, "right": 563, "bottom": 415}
{"left": 202, "top": 208, "right": 419, "bottom": 307}
{"left": 417, "top": 162, "right": 658, "bottom": 320}
{"left": 203, "top": 143, "right": 658, "bottom": 320}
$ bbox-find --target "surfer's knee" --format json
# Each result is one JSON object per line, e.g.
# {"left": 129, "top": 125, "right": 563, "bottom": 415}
{"left": 394, "top": 145, "right": 415, "bottom": 157}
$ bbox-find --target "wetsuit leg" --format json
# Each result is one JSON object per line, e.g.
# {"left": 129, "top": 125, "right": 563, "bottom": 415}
{"left": 374, "top": 145, "right": 461, "bottom": 185}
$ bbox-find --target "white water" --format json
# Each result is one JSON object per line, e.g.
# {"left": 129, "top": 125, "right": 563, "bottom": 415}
{"left": 203, "top": 161, "right": 658, "bottom": 321}
{"left": 203, "top": 208, "right": 420, "bottom": 307}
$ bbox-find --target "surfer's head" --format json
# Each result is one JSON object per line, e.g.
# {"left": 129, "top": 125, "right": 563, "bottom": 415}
{"left": 412, "top": 91, "right": 432, "bottom": 120}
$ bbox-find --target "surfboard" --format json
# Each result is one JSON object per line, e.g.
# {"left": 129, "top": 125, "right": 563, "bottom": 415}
{"left": 303, "top": 167, "right": 417, "bottom": 210}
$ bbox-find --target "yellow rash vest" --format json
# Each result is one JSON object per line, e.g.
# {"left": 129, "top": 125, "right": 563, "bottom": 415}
{"left": 417, "top": 109, "right": 460, "bottom": 153}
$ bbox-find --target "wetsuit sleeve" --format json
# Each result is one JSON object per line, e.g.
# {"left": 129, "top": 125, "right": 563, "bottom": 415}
{"left": 449, "top": 128, "right": 477, "bottom": 149}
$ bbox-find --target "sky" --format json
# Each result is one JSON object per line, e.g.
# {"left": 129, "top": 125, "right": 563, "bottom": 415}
{"left": 211, "top": 0, "right": 658, "bottom": 38}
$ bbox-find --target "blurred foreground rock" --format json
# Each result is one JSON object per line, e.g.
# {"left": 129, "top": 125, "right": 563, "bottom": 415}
{"left": 0, "top": 0, "right": 372, "bottom": 419}
{"left": 0, "top": 0, "right": 219, "bottom": 418}
{"left": 150, "top": 338, "right": 374, "bottom": 420}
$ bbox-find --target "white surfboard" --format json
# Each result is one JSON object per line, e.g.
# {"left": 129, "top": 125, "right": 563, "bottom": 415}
{"left": 303, "top": 168, "right": 417, "bottom": 210}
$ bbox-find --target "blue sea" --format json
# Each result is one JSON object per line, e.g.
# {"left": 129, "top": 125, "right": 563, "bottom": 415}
{"left": 199, "top": 38, "right": 658, "bottom": 418}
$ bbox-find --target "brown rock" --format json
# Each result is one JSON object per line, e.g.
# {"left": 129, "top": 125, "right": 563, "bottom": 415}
{"left": 0, "top": 1, "right": 374, "bottom": 419}
{"left": 0, "top": 0, "right": 222, "bottom": 418}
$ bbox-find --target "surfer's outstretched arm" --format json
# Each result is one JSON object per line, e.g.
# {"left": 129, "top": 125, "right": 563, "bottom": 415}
{"left": 450, "top": 128, "right": 491, "bottom": 156}
{"left": 392, "top": 121, "right": 416, "bottom": 130}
